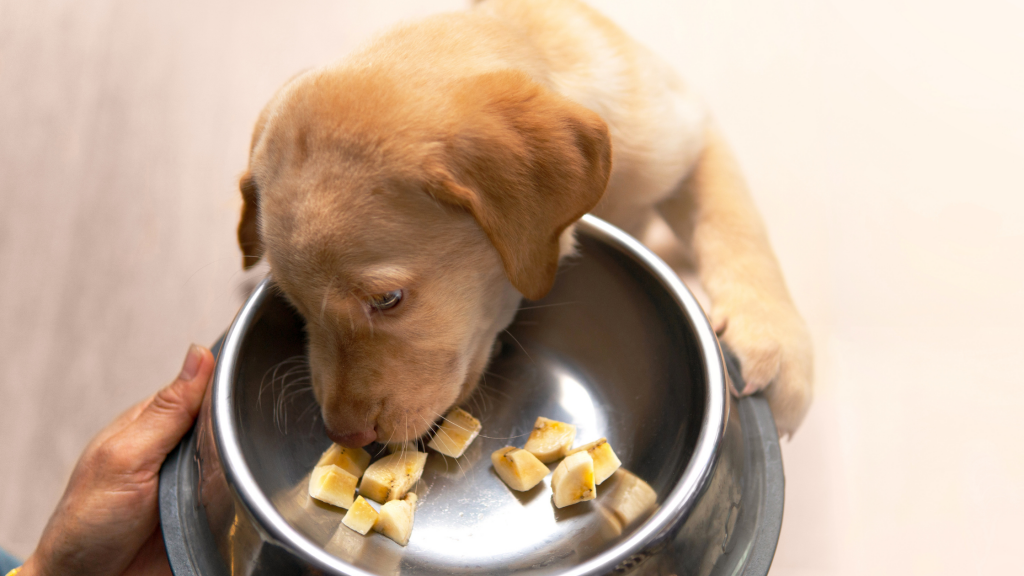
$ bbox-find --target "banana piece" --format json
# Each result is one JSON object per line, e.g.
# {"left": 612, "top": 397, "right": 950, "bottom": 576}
{"left": 601, "top": 469, "right": 657, "bottom": 526}
{"left": 427, "top": 407, "right": 482, "bottom": 458}
{"left": 316, "top": 444, "right": 371, "bottom": 478}
{"left": 308, "top": 464, "right": 358, "bottom": 509}
{"left": 373, "top": 493, "right": 418, "bottom": 546}
{"left": 342, "top": 496, "right": 379, "bottom": 535}
{"left": 566, "top": 438, "right": 621, "bottom": 485}
{"left": 358, "top": 451, "right": 427, "bottom": 503}
{"left": 524, "top": 417, "right": 576, "bottom": 463}
{"left": 491, "top": 446, "right": 550, "bottom": 491}
{"left": 550, "top": 450, "right": 596, "bottom": 508}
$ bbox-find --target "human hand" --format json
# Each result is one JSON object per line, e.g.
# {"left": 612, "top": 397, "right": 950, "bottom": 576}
{"left": 20, "top": 344, "right": 215, "bottom": 576}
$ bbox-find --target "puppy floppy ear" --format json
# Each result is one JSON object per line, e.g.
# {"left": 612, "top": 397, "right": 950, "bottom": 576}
{"left": 429, "top": 70, "right": 612, "bottom": 300}
{"left": 237, "top": 172, "right": 263, "bottom": 269}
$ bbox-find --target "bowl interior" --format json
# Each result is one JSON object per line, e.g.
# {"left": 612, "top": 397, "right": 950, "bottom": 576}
{"left": 227, "top": 229, "right": 710, "bottom": 575}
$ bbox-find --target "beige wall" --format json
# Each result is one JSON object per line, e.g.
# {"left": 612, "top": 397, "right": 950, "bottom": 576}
{"left": 1, "top": 0, "right": 1021, "bottom": 573}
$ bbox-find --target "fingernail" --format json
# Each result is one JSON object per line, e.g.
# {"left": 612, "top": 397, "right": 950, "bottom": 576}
{"left": 178, "top": 344, "right": 202, "bottom": 381}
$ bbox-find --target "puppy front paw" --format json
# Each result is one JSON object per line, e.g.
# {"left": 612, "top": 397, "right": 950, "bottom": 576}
{"left": 713, "top": 299, "right": 813, "bottom": 437}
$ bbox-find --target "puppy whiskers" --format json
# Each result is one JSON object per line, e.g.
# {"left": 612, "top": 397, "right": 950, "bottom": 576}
{"left": 433, "top": 423, "right": 468, "bottom": 478}
{"left": 258, "top": 355, "right": 308, "bottom": 411}
{"left": 429, "top": 409, "right": 526, "bottom": 442}
{"left": 481, "top": 372, "right": 514, "bottom": 396}
{"left": 319, "top": 275, "right": 337, "bottom": 326}
{"left": 419, "top": 414, "right": 449, "bottom": 474}
{"left": 354, "top": 286, "right": 376, "bottom": 336}
{"left": 503, "top": 329, "right": 534, "bottom": 365}
{"left": 257, "top": 355, "right": 313, "bottom": 434}
{"left": 375, "top": 422, "right": 398, "bottom": 458}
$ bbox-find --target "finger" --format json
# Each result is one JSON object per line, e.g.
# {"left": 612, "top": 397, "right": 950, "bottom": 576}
{"left": 86, "top": 395, "right": 155, "bottom": 452}
{"left": 90, "top": 346, "right": 212, "bottom": 450}
{"left": 89, "top": 388, "right": 163, "bottom": 449}
{"left": 126, "top": 345, "right": 215, "bottom": 464}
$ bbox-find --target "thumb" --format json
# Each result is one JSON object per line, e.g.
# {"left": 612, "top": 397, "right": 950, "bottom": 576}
{"left": 128, "top": 344, "right": 215, "bottom": 463}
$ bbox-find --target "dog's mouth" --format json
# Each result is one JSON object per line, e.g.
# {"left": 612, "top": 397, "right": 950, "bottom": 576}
{"left": 321, "top": 397, "right": 455, "bottom": 449}
{"left": 318, "top": 349, "right": 491, "bottom": 448}
{"left": 326, "top": 428, "right": 379, "bottom": 448}
{"left": 326, "top": 410, "right": 453, "bottom": 451}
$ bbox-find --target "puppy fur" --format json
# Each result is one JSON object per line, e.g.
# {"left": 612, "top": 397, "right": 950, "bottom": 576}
{"left": 238, "top": 0, "right": 813, "bottom": 443}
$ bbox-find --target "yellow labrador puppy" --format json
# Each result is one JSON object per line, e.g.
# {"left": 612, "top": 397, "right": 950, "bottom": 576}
{"left": 237, "top": 0, "right": 813, "bottom": 446}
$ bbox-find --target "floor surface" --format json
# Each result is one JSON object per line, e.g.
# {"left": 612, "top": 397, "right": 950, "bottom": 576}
{"left": 2, "top": 1, "right": 1022, "bottom": 574}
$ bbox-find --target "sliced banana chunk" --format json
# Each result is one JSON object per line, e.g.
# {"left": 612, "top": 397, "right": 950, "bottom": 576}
{"left": 358, "top": 451, "right": 427, "bottom": 503}
{"left": 308, "top": 464, "right": 358, "bottom": 509}
{"left": 342, "top": 496, "right": 379, "bottom": 535}
{"left": 374, "top": 493, "right": 418, "bottom": 546}
{"left": 524, "top": 417, "right": 576, "bottom": 463}
{"left": 491, "top": 446, "right": 550, "bottom": 491}
{"left": 567, "top": 438, "right": 621, "bottom": 485}
{"left": 316, "top": 444, "right": 371, "bottom": 478}
{"left": 427, "top": 407, "right": 482, "bottom": 458}
{"left": 550, "top": 450, "right": 596, "bottom": 508}
{"left": 601, "top": 469, "right": 657, "bottom": 526}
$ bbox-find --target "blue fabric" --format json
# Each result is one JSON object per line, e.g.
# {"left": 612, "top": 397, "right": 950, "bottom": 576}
{"left": 0, "top": 546, "right": 21, "bottom": 574}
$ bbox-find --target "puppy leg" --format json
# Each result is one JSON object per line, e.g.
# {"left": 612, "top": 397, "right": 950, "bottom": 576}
{"left": 658, "top": 124, "right": 813, "bottom": 436}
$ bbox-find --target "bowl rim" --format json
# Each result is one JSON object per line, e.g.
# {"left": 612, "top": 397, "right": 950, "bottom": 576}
{"left": 210, "top": 214, "right": 728, "bottom": 575}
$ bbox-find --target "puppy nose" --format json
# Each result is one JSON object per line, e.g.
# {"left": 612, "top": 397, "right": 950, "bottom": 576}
{"left": 326, "top": 427, "right": 377, "bottom": 448}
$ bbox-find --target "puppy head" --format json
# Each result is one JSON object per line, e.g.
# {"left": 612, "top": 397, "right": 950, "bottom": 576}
{"left": 238, "top": 68, "right": 610, "bottom": 446}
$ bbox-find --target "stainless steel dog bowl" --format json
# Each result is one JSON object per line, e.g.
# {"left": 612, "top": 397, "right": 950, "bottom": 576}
{"left": 160, "top": 215, "right": 784, "bottom": 575}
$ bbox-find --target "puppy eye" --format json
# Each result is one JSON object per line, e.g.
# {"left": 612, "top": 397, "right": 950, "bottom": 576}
{"left": 368, "top": 289, "right": 403, "bottom": 311}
